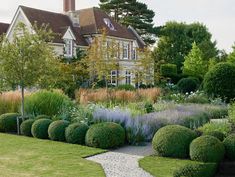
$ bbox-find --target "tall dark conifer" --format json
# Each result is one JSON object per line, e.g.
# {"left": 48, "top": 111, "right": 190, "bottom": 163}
{"left": 99, "top": 0, "right": 158, "bottom": 45}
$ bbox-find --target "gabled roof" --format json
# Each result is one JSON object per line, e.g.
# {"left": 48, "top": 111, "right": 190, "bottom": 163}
{"left": 0, "top": 22, "right": 9, "bottom": 36}
{"left": 20, "top": 6, "right": 88, "bottom": 46}
{"left": 78, "top": 7, "right": 136, "bottom": 40}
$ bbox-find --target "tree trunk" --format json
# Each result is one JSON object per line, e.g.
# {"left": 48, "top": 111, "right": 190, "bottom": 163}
{"left": 21, "top": 85, "right": 25, "bottom": 118}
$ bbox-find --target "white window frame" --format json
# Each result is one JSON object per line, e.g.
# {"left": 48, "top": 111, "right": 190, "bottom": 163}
{"left": 110, "top": 70, "right": 118, "bottom": 86}
{"left": 123, "top": 43, "right": 129, "bottom": 60}
{"left": 132, "top": 48, "right": 137, "bottom": 60}
{"left": 125, "top": 70, "right": 131, "bottom": 85}
{"left": 103, "top": 18, "right": 116, "bottom": 31}
{"left": 64, "top": 39, "right": 73, "bottom": 57}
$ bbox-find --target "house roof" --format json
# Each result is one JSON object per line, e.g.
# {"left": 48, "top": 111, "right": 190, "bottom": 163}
{"left": 78, "top": 7, "right": 136, "bottom": 40}
{"left": 20, "top": 6, "right": 88, "bottom": 46}
{"left": 14, "top": 6, "right": 144, "bottom": 48}
{"left": 0, "top": 22, "right": 9, "bottom": 36}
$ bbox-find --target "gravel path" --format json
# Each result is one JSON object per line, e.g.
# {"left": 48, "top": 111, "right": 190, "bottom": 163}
{"left": 86, "top": 143, "right": 154, "bottom": 177}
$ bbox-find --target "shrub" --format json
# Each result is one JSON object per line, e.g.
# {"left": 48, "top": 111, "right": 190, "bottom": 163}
{"left": 190, "top": 135, "right": 225, "bottom": 163}
{"left": 204, "top": 63, "right": 235, "bottom": 102}
{"left": 24, "top": 90, "right": 75, "bottom": 117}
{"left": 35, "top": 115, "right": 51, "bottom": 120}
{"left": 48, "top": 120, "right": 70, "bottom": 141}
{"left": 31, "top": 119, "right": 52, "bottom": 139}
{"left": 144, "top": 102, "right": 154, "bottom": 113}
{"left": 152, "top": 125, "right": 197, "bottom": 158}
{"left": 0, "top": 91, "right": 23, "bottom": 115}
{"left": 203, "top": 131, "right": 226, "bottom": 141}
{"left": 160, "top": 64, "right": 177, "bottom": 77}
{"left": 223, "top": 134, "right": 235, "bottom": 160}
{"left": 198, "top": 122, "right": 232, "bottom": 136}
{"left": 173, "top": 163, "right": 217, "bottom": 177}
{"left": 117, "top": 84, "right": 136, "bottom": 91}
{"left": 20, "top": 119, "right": 35, "bottom": 136}
{"left": 85, "top": 122, "right": 125, "bottom": 149}
{"left": 0, "top": 113, "right": 20, "bottom": 132}
{"left": 177, "top": 77, "right": 198, "bottom": 93}
{"left": 228, "top": 102, "right": 235, "bottom": 124}
{"left": 65, "top": 123, "right": 89, "bottom": 144}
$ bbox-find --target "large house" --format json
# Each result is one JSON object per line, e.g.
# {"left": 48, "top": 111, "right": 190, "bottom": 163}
{"left": 0, "top": 0, "right": 147, "bottom": 86}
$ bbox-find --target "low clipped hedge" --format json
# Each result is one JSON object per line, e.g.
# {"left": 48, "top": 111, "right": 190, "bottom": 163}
{"left": 65, "top": 123, "right": 89, "bottom": 144}
{"left": 173, "top": 163, "right": 217, "bottom": 177}
{"left": 152, "top": 125, "right": 197, "bottom": 158}
{"left": 20, "top": 119, "right": 35, "bottom": 136}
{"left": 203, "top": 131, "right": 226, "bottom": 141}
{"left": 48, "top": 120, "right": 70, "bottom": 141}
{"left": 0, "top": 113, "right": 20, "bottom": 132}
{"left": 190, "top": 135, "right": 225, "bottom": 163}
{"left": 31, "top": 119, "right": 52, "bottom": 139}
{"left": 223, "top": 134, "right": 235, "bottom": 160}
{"left": 85, "top": 122, "right": 125, "bottom": 149}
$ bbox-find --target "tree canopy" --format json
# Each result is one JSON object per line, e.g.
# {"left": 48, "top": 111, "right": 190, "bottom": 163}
{"left": 0, "top": 23, "right": 57, "bottom": 116}
{"left": 153, "top": 22, "right": 218, "bottom": 72}
{"left": 227, "top": 44, "right": 235, "bottom": 63}
{"left": 99, "top": 0, "right": 158, "bottom": 45}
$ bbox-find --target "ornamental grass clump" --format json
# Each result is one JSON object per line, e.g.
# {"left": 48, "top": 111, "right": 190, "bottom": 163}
{"left": 24, "top": 90, "right": 75, "bottom": 118}
{"left": 152, "top": 125, "right": 197, "bottom": 158}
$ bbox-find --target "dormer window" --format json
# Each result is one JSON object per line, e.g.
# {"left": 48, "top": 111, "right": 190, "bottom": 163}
{"left": 103, "top": 18, "right": 115, "bottom": 31}
{"left": 64, "top": 39, "right": 73, "bottom": 57}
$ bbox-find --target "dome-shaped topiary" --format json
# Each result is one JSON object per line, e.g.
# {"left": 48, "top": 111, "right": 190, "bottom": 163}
{"left": 223, "top": 134, "right": 235, "bottom": 160}
{"left": 177, "top": 77, "right": 199, "bottom": 93}
{"left": 0, "top": 113, "right": 20, "bottom": 132}
{"left": 190, "top": 135, "right": 225, "bottom": 163}
{"left": 152, "top": 125, "right": 197, "bottom": 158}
{"left": 203, "top": 131, "right": 226, "bottom": 141}
{"left": 85, "top": 122, "right": 125, "bottom": 149}
{"left": 204, "top": 63, "right": 235, "bottom": 102}
{"left": 35, "top": 115, "right": 51, "bottom": 120}
{"left": 48, "top": 120, "right": 70, "bottom": 141}
{"left": 65, "top": 123, "right": 89, "bottom": 144}
{"left": 20, "top": 119, "right": 35, "bottom": 136}
{"left": 31, "top": 119, "right": 52, "bottom": 139}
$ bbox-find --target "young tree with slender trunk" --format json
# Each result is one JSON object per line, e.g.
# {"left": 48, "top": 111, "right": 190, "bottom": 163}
{"left": 0, "top": 22, "right": 57, "bottom": 117}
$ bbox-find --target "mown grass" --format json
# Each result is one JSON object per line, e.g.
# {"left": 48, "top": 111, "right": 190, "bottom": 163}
{"left": 0, "top": 133, "right": 106, "bottom": 177}
{"left": 139, "top": 156, "right": 201, "bottom": 177}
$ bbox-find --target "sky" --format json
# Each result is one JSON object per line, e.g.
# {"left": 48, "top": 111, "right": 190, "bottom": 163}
{"left": 0, "top": 0, "right": 234, "bottom": 52}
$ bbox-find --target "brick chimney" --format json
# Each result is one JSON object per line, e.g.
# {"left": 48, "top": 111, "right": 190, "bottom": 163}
{"left": 64, "top": 0, "right": 75, "bottom": 12}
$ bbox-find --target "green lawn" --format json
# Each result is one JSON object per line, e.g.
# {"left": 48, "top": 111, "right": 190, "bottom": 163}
{"left": 0, "top": 133, "right": 106, "bottom": 177}
{"left": 139, "top": 156, "right": 200, "bottom": 177}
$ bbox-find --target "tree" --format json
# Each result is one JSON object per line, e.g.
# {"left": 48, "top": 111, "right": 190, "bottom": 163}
{"left": 183, "top": 42, "right": 208, "bottom": 79}
{"left": 99, "top": 0, "right": 158, "bottom": 45}
{"left": 153, "top": 22, "right": 218, "bottom": 72}
{"left": 86, "top": 29, "right": 120, "bottom": 88}
{"left": 133, "top": 47, "right": 154, "bottom": 87}
{"left": 0, "top": 23, "right": 57, "bottom": 116}
{"left": 227, "top": 44, "right": 235, "bottom": 63}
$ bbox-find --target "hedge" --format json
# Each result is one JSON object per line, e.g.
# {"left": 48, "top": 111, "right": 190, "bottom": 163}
{"left": 48, "top": 120, "right": 70, "bottom": 141}
{"left": 65, "top": 123, "right": 89, "bottom": 144}
{"left": 0, "top": 113, "right": 20, "bottom": 132}
{"left": 31, "top": 119, "right": 52, "bottom": 139}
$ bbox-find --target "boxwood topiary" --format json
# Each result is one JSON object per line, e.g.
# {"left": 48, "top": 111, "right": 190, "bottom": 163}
{"left": 177, "top": 77, "right": 199, "bottom": 93}
{"left": 190, "top": 135, "right": 225, "bottom": 163}
{"left": 35, "top": 115, "right": 51, "bottom": 120}
{"left": 20, "top": 119, "right": 35, "bottom": 136}
{"left": 203, "top": 131, "right": 226, "bottom": 141}
{"left": 31, "top": 119, "right": 52, "bottom": 139}
{"left": 203, "top": 63, "right": 235, "bottom": 102}
{"left": 152, "top": 125, "right": 197, "bottom": 158}
{"left": 173, "top": 163, "right": 217, "bottom": 177}
{"left": 65, "top": 123, "right": 89, "bottom": 144}
{"left": 48, "top": 120, "right": 70, "bottom": 141}
{"left": 223, "top": 134, "right": 235, "bottom": 160}
{"left": 0, "top": 113, "right": 20, "bottom": 132}
{"left": 85, "top": 122, "right": 125, "bottom": 149}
